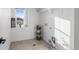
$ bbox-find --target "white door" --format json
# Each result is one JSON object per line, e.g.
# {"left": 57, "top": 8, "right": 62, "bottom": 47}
{"left": 0, "top": 8, "right": 11, "bottom": 50}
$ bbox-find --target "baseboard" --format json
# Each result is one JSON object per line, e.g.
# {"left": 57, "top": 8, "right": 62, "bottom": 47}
{"left": 11, "top": 38, "right": 35, "bottom": 42}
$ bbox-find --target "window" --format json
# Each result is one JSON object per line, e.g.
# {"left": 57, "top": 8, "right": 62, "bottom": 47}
{"left": 16, "top": 8, "right": 26, "bottom": 28}
{"left": 16, "top": 8, "right": 25, "bottom": 18}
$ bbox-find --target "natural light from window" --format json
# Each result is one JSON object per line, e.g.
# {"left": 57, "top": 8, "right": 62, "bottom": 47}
{"left": 55, "top": 16, "right": 71, "bottom": 49}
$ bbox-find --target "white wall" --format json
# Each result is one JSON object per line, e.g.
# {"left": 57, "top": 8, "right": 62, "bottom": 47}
{"left": 11, "top": 8, "right": 39, "bottom": 42}
{"left": 39, "top": 9, "right": 54, "bottom": 44}
{"left": 39, "top": 8, "right": 74, "bottom": 49}
{"left": 54, "top": 8, "right": 74, "bottom": 49}
{"left": 74, "top": 8, "right": 79, "bottom": 50}
{"left": 0, "top": 8, "right": 11, "bottom": 50}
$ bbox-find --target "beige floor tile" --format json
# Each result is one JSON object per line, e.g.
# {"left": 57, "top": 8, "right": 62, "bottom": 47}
{"left": 10, "top": 39, "right": 56, "bottom": 50}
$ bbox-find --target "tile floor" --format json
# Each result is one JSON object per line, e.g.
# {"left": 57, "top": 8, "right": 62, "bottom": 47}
{"left": 10, "top": 39, "right": 56, "bottom": 50}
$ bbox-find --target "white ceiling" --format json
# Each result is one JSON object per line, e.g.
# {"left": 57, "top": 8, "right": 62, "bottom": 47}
{"left": 35, "top": 8, "right": 46, "bottom": 12}
{"left": 35, "top": 8, "right": 54, "bottom": 14}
